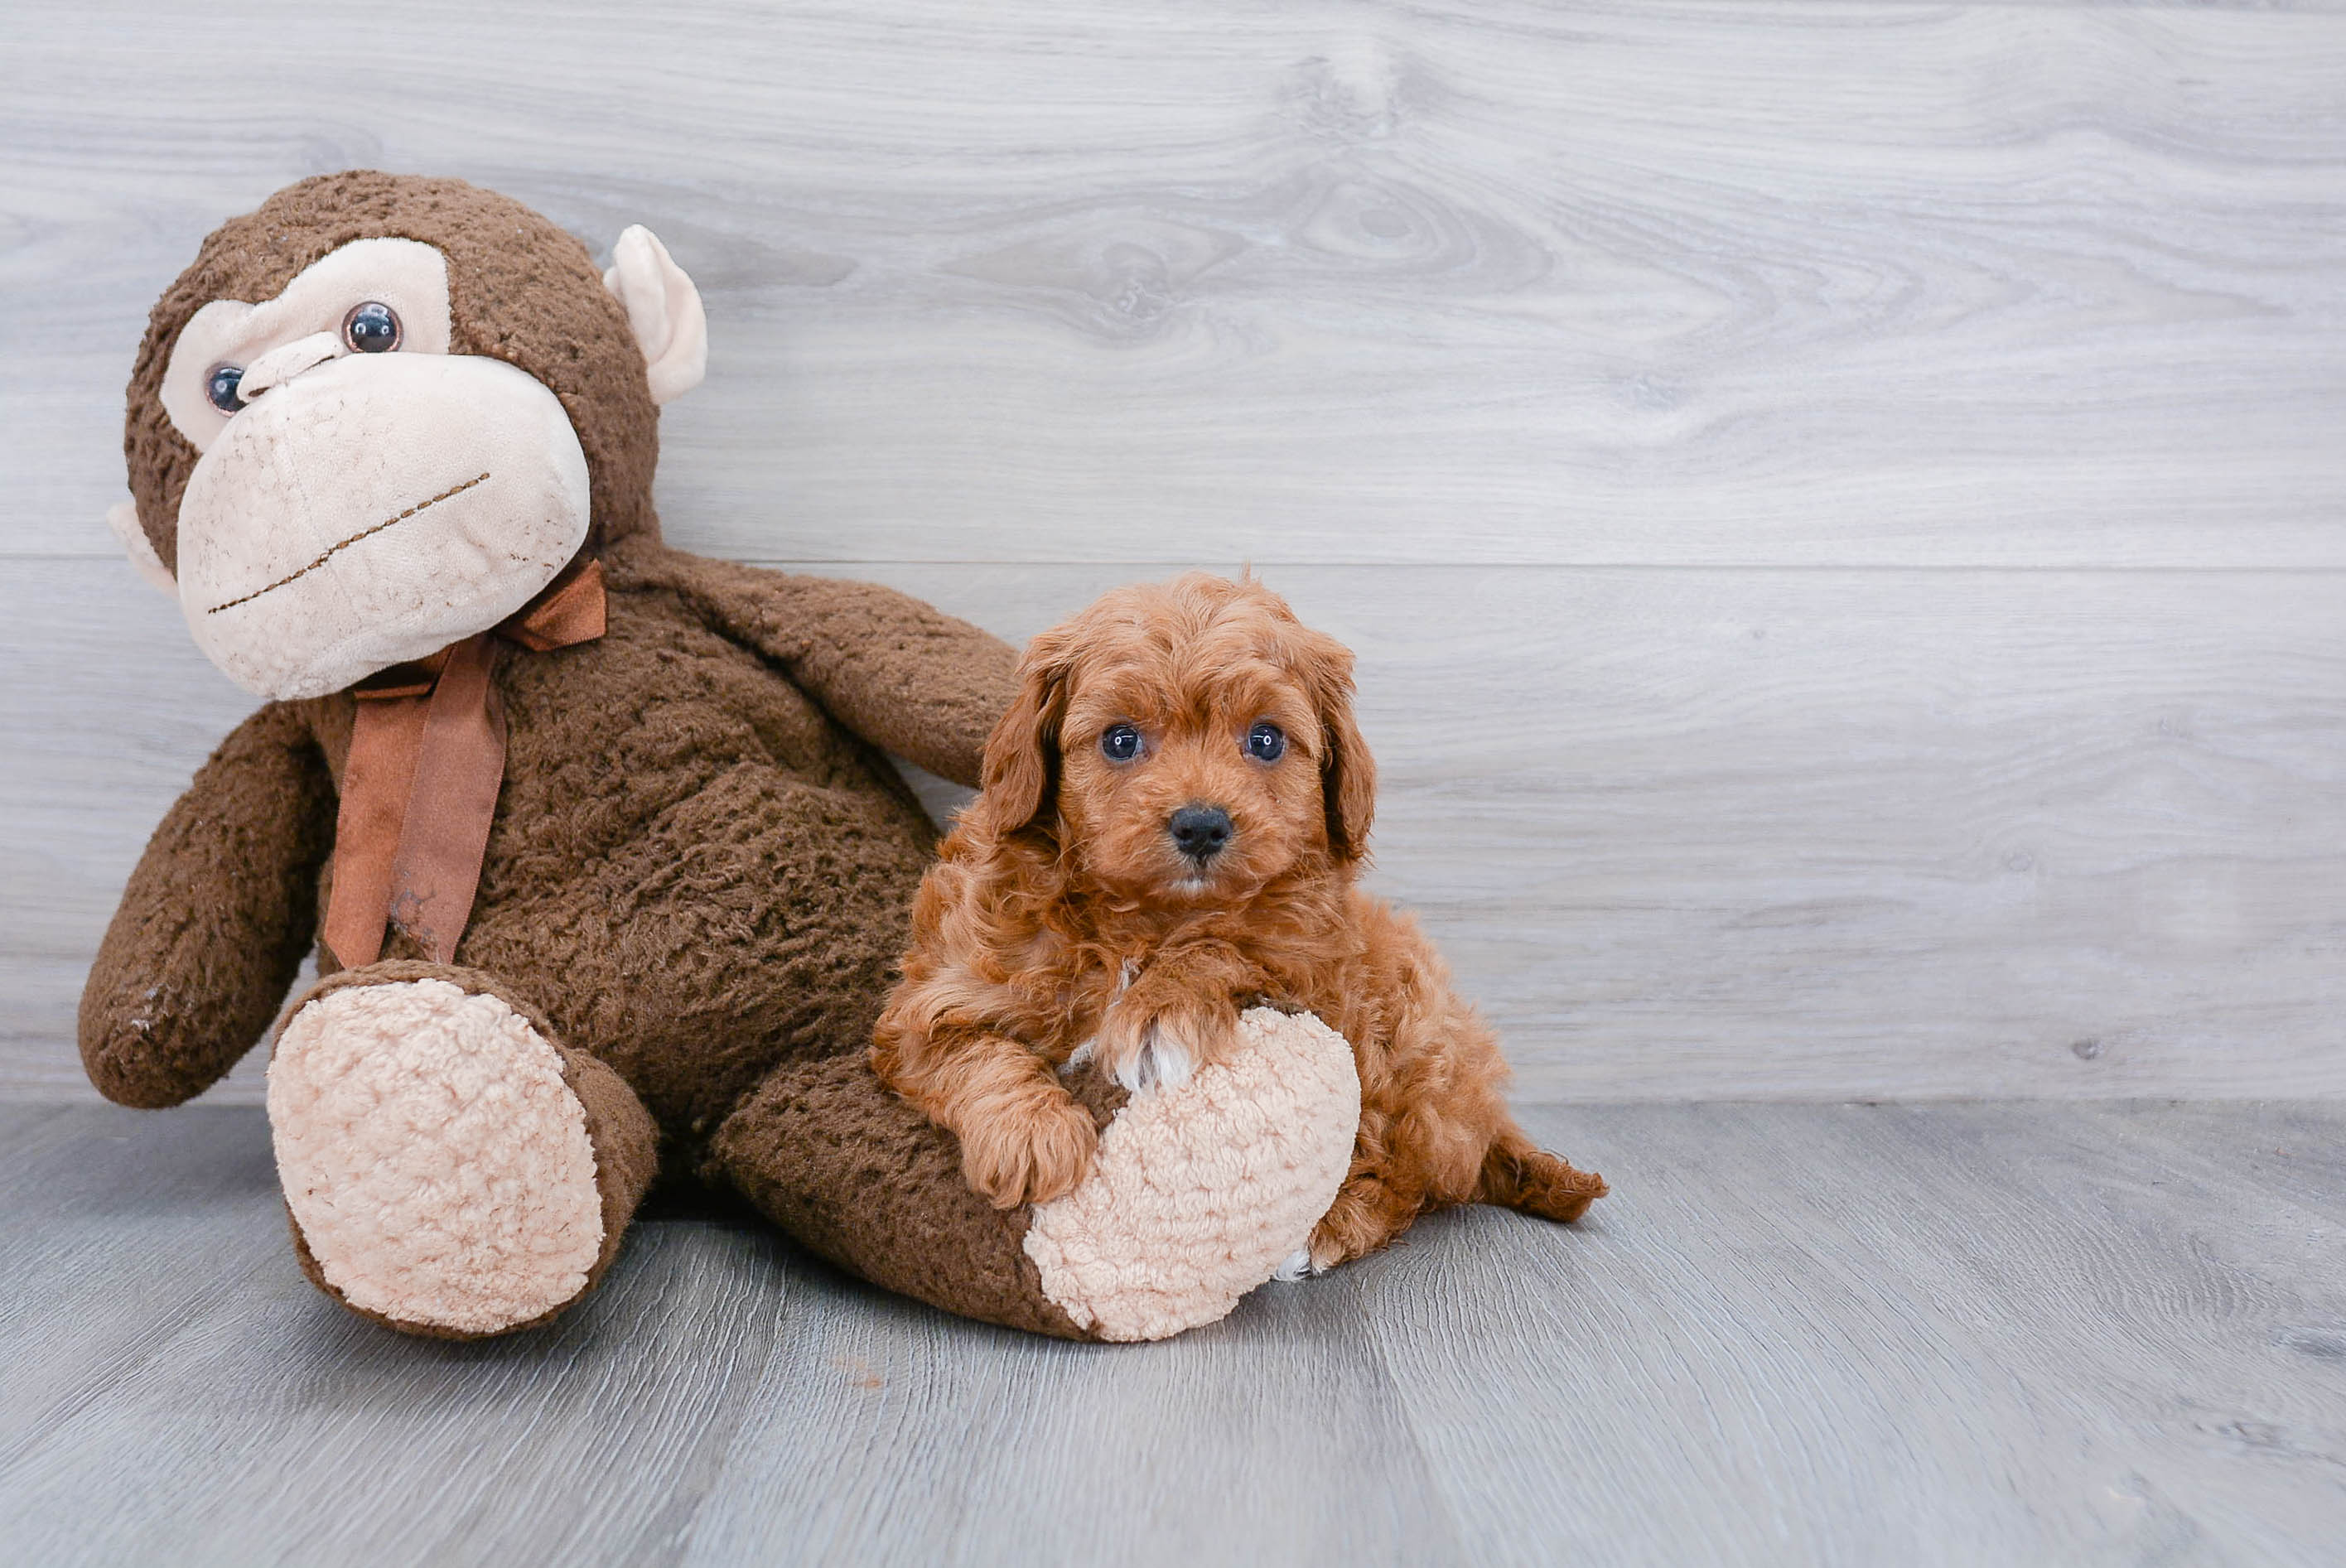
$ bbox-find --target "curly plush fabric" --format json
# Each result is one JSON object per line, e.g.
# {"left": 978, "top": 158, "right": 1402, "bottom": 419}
{"left": 1022, "top": 1009, "right": 1361, "bottom": 1341}
{"left": 711, "top": 1050, "right": 1096, "bottom": 1339}
{"left": 274, "top": 960, "right": 659, "bottom": 1340}
{"left": 271, "top": 977, "right": 606, "bottom": 1334}
{"left": 82, "top": 532, "right": 996, "bottom": 1151}
{"left": 83, "top": 171, "right": 1364, "bottom": 1343}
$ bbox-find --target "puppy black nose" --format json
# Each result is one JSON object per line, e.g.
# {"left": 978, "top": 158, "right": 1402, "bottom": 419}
{"left": 1168, "top": 804, "right": 1233, "bottom": 861}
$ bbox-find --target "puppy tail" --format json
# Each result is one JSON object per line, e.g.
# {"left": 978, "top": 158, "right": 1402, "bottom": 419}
{"left": 1474, "top": 1131, "right": 1607, "bottom": 1224}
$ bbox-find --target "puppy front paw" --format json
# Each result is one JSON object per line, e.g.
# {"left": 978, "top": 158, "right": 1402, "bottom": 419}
{"left": 1109, "top": 1027, "right": 1194, "bottom": 1093}
{"left": 1096, "top": 986, "right": 1236, "bottom": 1096}
{"left": 956, "top": 1092, "right": 1099, "bottom": 1209}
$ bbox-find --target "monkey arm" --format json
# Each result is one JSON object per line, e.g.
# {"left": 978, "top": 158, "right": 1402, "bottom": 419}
{"left": 80, "top": 703, "right": 336, "bottom": 1108}
{"left": 659, "top": 555, "right": 1018, "bottom": 788}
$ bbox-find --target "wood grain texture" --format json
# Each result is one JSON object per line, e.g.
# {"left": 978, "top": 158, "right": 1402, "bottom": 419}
{"left": 6, "top": 559, "right": 2339, "bottom": 1102}
{"left": 4, "top": 0, "right": 2344, "bottom": 1102}
{"left": 4, "top": 2, "right": 2346, "bottom": 567}
{"left": 2, "top": 1101, "right": 2339, "bottom": 1566}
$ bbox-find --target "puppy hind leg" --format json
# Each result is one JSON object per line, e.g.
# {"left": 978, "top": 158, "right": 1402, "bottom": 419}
{"left": 1474, "top": 1125, "right": 1607, "bottom": 1224}
{"left": 1307, "top": 1166, "right": 1423, "bottom": 1271}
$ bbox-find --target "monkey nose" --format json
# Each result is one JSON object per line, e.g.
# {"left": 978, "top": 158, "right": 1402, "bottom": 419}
{"left": 1168, "top": 804, "right": 1233, "bottom": 861}
{"left": 235, "top": 331, "right": 344, "bottom": 402}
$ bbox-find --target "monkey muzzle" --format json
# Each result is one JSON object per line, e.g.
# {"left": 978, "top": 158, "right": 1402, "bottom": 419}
{"left": 175, "top": 352, "right": 591, "bottom": 700}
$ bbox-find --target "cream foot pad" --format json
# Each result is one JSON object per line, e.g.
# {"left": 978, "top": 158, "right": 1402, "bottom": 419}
{"left": 268, "top": 977, "right": 605, "bottom": 1334}
{"left": 1023, "top": 1006, "right": 1361, "bottom": 1342}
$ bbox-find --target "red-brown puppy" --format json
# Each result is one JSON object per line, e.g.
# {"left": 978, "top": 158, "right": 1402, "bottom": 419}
{"left": 872, "top": 573, "right": 1605, "bottom": 1269}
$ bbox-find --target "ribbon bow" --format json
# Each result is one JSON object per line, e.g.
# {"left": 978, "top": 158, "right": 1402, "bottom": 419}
{"left": 321, "top": 559, "right": 607, "bottom": 969}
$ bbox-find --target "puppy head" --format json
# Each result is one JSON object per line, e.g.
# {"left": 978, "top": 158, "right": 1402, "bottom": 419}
{"left": 980, "top": 573, "right": 1374, "bottom": 900}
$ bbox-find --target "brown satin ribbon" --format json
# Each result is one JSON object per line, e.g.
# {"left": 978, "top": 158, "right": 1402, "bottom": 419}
{"left": 321, "top": 559, "right": 607, "bottom": 968}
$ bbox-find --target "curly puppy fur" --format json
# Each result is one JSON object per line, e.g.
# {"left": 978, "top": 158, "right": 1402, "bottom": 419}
{"left": 873, "top": 573, "right": 1606, "bottom": 1268}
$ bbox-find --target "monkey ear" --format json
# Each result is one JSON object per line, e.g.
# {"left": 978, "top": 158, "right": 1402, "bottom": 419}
{"left": 105, "top": 499, "right": 175, "bottom": 596}
{"left": 980, "top": 629, "right": 1073, "bottom": 836}
{"left": 603, "top": 225, "right": 707, "bottom": 406}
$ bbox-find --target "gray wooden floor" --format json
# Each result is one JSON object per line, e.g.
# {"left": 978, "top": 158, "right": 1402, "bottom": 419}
{"left": 2, "top": 1099, "right": 2339, "bottom": 1567}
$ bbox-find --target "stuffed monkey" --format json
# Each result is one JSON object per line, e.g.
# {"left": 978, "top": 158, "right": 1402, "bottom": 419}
{"left": 82, "top": 171, "right": 1359, "bottom": 1342}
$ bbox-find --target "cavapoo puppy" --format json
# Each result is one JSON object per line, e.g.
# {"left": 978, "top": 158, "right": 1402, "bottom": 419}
{"left": 872, "top": 573, "right": 1605, "bottom": 1270}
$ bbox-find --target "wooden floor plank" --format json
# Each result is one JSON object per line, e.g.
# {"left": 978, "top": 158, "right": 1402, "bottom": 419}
{"left": 0, "top": 1106, "right": 293, "bottom": 1479}
{"left": 2, "top": 1102, "right": 2340, "bottom": 1566}
{"left": 674, "top": 1260, "right": 1457, "bottom": 1566}
{"left": 0, "top": 1109, "right": 797, "bottom": 1566}
{"left": 1375, "top": 1102, "right": 2346, "bottom": 1566}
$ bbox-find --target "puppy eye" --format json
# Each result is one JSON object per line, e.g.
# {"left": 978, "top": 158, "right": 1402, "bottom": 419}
{"left": 205, "top": 364, "right": 244, "bottom": 413}
{"left": 1100, "top": 723, "right": 1142, "bottom": 762}
{"left": 342, "top": 302, "right": 403, "bottom": 353}
{"left": 1247, "top": 721, "right": 1286, "bottom": 762}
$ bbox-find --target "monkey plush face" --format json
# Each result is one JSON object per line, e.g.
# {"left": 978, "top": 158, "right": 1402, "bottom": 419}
{"left": 159, "top": 237, "right": 591, "bottom": 696}
{"left": 113, "top": 173, "right": 706, "bottom": 700}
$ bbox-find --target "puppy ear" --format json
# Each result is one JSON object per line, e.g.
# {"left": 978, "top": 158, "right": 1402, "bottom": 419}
{"left": 981, "top": 627, "right": 1074, "bottom": 835}
{"left": 1297, "top": 627, "right": 1376, "bottom": 861}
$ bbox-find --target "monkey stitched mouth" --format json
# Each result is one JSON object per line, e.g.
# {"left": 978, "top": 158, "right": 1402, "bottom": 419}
{"left": 205, "top": 470, "right": 492, "bottom": 615}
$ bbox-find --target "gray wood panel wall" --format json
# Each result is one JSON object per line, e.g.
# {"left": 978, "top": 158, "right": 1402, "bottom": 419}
{"left": 3, "top": 0, "right": 2342, "bottom": 1102}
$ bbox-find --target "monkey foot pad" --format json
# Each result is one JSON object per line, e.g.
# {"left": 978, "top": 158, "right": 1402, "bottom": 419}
{"left": 268, "top": 977, "right": 606, "bottom": 1335}
{"left": 1024, "top": 1006, "right": 1361, "bottom": 1342}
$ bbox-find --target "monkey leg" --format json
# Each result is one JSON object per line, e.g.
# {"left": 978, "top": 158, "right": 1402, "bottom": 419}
{"left": 709, "top": 1006, "right": 1360, "bottom": 1342}
{"left": 267, "top": 961, "right": 657, "bottom": 1339}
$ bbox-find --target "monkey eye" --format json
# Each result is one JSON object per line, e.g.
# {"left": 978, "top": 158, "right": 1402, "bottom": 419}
{"left": 1100, "top": 723, "right": 1142, "bottom": 763}
{"left": 1247, "top": 721, "right": 1286, "bottom": 762}
{"left": 341, "top": 302, "right": 402, "bottom": 353}
{"left": 204, "top": 364, "right": 245, "bottom": 414}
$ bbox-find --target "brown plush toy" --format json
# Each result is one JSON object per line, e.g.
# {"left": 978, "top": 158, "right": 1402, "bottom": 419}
{"left": 81, "top": 171, "right": 1360, "bottom": 1342}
